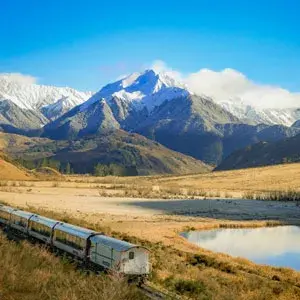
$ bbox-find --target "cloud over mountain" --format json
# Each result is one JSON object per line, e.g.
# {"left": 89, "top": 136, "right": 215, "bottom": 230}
{"left": 150, "top": 60, "right": 300, "bottom": 109}
{"left": 0, "top": 73, "right": 38, "bottom": 85}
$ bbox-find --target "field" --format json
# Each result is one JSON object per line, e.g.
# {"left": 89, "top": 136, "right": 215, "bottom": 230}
{"left": 1, "top": 162, "right": 300, "bottom": 299}
{"left": 0, "top": 233, "right": 144, "bottom": 300}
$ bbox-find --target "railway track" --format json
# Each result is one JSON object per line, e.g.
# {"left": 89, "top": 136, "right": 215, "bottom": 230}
{"left": 139, "top": 283, "right": 182, "bottom": 299}
{"left": 139, "top": 284, "right": 177, "bottom": 299}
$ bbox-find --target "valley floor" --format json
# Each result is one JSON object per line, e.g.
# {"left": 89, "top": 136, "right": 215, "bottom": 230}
{"left": 1, "top": 163, "right": 300, "bottom": 299}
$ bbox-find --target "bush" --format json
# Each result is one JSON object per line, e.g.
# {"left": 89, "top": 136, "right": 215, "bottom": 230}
{"left": 174, "top": 279, "right": 206, "bottom": 294}
{"left": 165, "top": 276, "right": 207, "bottom": 297}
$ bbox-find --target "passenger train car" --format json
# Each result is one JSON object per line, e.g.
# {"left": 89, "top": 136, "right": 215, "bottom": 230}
{"left": 0, "top": 204, "right": 150, "bottom": 281}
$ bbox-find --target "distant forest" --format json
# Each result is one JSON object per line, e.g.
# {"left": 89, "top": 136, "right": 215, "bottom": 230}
{"left": 15, "top": 157, "right": 138, "bottom": 176}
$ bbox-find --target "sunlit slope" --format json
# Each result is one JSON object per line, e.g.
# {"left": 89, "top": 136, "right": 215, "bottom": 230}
{"left": 0, "top": 153, "right": 31, "bottom": 180}
{"left": 157, "top": 162, "right": 300, "bottom": 193}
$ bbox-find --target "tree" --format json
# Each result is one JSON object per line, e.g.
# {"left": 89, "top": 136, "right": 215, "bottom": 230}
{"left": 94, "top": 164, "right": 110, "bottom": 176}
{"left": 109, "top": 164, "right": 127, "bottom": 176}
{"left": 41, "top": 158, "right": 48, "bottom": 168}
{"left": 65, "top": 163, "right": 71, "bottom": 174}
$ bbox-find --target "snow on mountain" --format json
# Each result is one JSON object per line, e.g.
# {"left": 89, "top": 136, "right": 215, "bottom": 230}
{"left": 78, "top": 68, "right": 299, "bottom": 127}
{"left": 218, "top": 99, "right": 300, "bottom": 126}
{"left": 40, "top": 96, "right": 83, "bottom": 120}
{"left": 0, "top": 74, "right": 93, "bottom": 120}
{"left": 1, "top": 69, "right": 298, "bottom": 128}
{"left": 81, "top": 69, "right": 189, "bottom": 112}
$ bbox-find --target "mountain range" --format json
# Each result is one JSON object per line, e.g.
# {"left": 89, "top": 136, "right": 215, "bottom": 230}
{"left": 0, "top": 69, "right": 299, "bottom": 172}
{"left": 41, "top": 69, "right": 300, "bottom": 164}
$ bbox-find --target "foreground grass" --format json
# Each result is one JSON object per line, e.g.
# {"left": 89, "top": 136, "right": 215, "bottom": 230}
{"left": 13, "top": 206, "right": 300, "bottom": 300}
{"left": 0, "top": 234, "right": 144, "bottom": 300}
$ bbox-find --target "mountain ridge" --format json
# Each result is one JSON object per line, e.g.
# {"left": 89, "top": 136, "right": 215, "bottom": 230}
{"left": 216, "top": 133, "right": 300, "bottom": 170}
{"left": 0, "top": 131, "right": 211, "bottom": 176}
{"left": 41, "top": 70, "right": 300, "bottom": 165}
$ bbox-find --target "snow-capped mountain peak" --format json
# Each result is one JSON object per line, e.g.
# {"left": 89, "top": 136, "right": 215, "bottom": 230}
{"left": 0, "top": 73, "right": 93, "bottom": 119}
{"left": 81, "top": 69, "right": 189, "bottom": 112}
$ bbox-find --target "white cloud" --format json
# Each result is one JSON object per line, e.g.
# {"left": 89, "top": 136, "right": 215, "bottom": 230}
{"left": 185, "top": 68, "right": 300, "bottom": 109}
{"left": 150, "top": 60, "right": 183, "bottom": 81}
{"left": 150, "top": 60, "right": 300, "bottom": 109}
{"left": 0, "top": 73, "right": 38, "bottom": 85}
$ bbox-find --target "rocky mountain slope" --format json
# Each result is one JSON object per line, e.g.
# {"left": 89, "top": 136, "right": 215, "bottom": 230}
{"left": 0, "top": 99, "right": 48, "bottom": 131}
{"left": 216, "top": 133, "right": 300, "bottom": 170}
{"left": 0, "top": 132, "right": 211, "bottom": 175}
{"left": 43, "top": 99, "right": 120, "bottom": 139}
{"left": 292, "top": 120, "right": 300, "bottom": 128}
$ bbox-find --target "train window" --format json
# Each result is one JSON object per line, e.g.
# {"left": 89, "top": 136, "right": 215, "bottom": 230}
{"left": 129, "top": 252, "right": 134, "bottom": 260}
{"left": 12, "top": 215, "right": 27, "bottom": 227}
{"left": 55, "top": 230, "right": 85, "bottom": 251}
{"left": 30, "top": 221, "right": 51, "bottom": 237}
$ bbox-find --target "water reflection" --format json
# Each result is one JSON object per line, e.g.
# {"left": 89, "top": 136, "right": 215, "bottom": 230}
{"left": 182, "top": 226, "right": 300, "bottom": 270}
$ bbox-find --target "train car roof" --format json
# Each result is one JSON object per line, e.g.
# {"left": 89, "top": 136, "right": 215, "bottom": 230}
{"left": 90, "top": 235, "right": 148, "bottom": 252}
{"left": 54, "top": 223, "right": 96, "bottom": 239}
{"left": 11, "top": 209, "right": 36, "bottom": 219}
{"left": 0, "top": 205, "right": 16, "bottom": 213}
{"left": 30, "top": 215, "right": 59, "bottom": 227}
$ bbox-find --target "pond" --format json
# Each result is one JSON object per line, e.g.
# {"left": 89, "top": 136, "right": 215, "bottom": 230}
{"left": 181, "top": 226, "right": 300, "bottom": 270}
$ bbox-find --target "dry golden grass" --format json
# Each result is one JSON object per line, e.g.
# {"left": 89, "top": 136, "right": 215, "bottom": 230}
{"left": 1, "top": 156, "right": 300, "bottom": 200}
{"left": 0, "top": 157, "right": 31, "bottom": 181}
{"left": 64, "top": 162, "right": 300, "bottom": 198}
{"left": 0, "top": 233, "right": 144, "bottom": 300}
{"left": 161, "top": 163, "right": 300, "bottom": 193}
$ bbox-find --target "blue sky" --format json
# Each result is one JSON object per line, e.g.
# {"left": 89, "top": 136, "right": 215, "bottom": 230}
{"left": 1, "top": 0, "right": 299, "bottom": 92}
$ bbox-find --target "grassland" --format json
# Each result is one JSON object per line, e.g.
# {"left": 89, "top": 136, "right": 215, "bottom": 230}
{"left": 0, "top": 233, "right": 144, "bottom": 300}
{"left": 0, "top": 153, "right": 31, "bottom": 181}
{"left": 1, "top": 162, "right": 299, "bottom": 199}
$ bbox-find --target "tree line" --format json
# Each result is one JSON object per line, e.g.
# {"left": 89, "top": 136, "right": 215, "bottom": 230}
{"left": 15, "top": 158, "right": 138, "bottom": 176}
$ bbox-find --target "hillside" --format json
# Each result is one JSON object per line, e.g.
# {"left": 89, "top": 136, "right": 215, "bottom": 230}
{"left": 0, "top": 132, "right": 211, "bottom": 176}
{"left": 216, "top": 133, "right": 300, "bottom": 170}
{"left": 0, "top": 152, "right": 31, "bottom": 180}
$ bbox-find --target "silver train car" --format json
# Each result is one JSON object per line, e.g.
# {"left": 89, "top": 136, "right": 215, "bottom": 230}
{"left": 0, "top": 205, "right": 150, "bottom": 280}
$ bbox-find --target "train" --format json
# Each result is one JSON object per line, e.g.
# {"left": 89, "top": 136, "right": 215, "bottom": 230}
{"left": 0, "top": 204, "right": 151, "bottom": 282}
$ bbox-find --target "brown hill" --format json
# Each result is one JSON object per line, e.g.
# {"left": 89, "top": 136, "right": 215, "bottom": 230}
{"left": 0, "top": 152, "right": 31, "bottom": 181}
{"left": 0, "top": 131, "right": 212, "bottom": 176}
{"left": 216, "top": 133, "right": 300, "bottom": 171}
